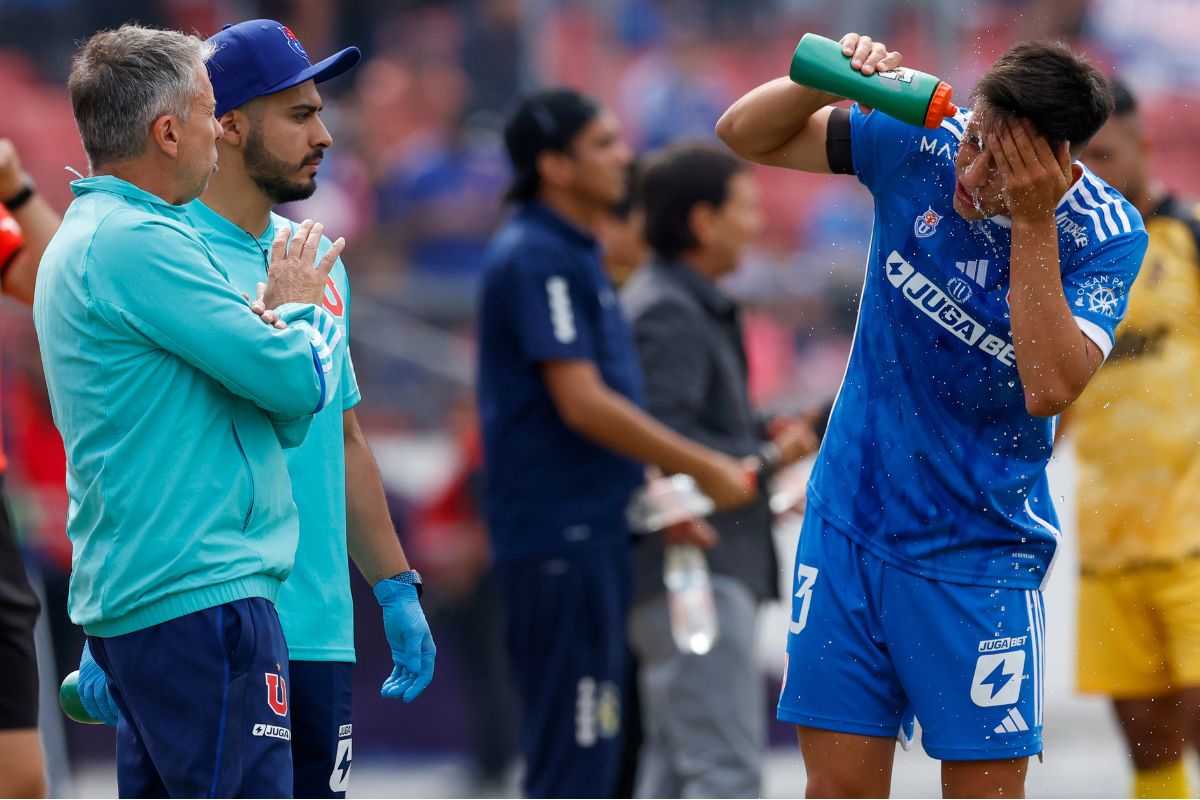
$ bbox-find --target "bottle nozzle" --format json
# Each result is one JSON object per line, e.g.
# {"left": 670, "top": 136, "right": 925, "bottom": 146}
{"left": 923, "top": 81, "right": 957, "bottom": 128}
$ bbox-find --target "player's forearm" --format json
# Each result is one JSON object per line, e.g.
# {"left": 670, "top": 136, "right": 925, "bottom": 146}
{"left": 1008, "top": 217, "right": 1098, "bottom": 417}
{"left": 345, "top": 415, "right": 409, "bottom": 586}
{"left": 716, "top": 77, "right": 838, "bottom": 159}
{"left": 559, "top": 383, "right": 729, "bottom": 482}
{"left": 3, "top": 194, "right": 59, "bottom": 305}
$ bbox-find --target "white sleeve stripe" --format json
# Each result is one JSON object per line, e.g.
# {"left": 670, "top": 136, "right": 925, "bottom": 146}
{"left": 545, "top": 276, "right": 577, "bottom": 344}
{"left": 1076, "top": 181, "right": 1120, "bottom": 237}
{"left": 1084, "top": 173, "right": 1133, "bottom": 233}
{"left": 1066, "top": 193, "right": 1109, "bottom": 242}
{"left": 939, "top": 120, "right": 964, "bottom": 140}
{"left": 1074, "top": 315, "right": 1113, "bottom": 358}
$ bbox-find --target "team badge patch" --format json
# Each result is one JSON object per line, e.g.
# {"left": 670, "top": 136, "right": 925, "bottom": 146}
{"left": 914, "top": 206, "right": 942, "bottom": 238}
{"left": 265, "top": 672, "right": 288, "bottom": 717}
{"left": 277, "top": 26, "right": 308, "bottom": 59}
{"left": 323, "top": 276, "right": 344, "bottom": 317}
{"left": 1074, "top": 275, "right": 1125, "bottom": 317}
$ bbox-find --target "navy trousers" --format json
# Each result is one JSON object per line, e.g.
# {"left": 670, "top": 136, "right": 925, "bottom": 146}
{"left": 90, "top": 597, "right": 293, "bottom": 798}
{"left": 498, "top": 544, "right": 631, "bottom": 799}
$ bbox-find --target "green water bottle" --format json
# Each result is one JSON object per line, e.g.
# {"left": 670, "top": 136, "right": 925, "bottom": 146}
{"left": 789, "top": 33, "right": 957, "bottom": 129}
{"left": 59, "top": 670, "right": 101, "bottom": 725}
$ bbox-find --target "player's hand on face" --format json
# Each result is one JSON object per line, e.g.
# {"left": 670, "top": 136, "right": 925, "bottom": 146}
{"left": 663, "top": 517, "right": 719, "bottom": 550}
{"left": 373, "top": 580, "right": 436, "bottom": 703}
{"left": 261, "top": 219, "right": 346, "bottom": 309}
{"left": 695, "top": 454, "right": 757, "bottom": 512}
{"left": 0, "top": 139, "right": 26, "bottom": 201}
{"left": 77, "top": 640, "right": 119, "bottom": 726}
{"left": 989, "top": 117, "right": 1072, "bottom": 224}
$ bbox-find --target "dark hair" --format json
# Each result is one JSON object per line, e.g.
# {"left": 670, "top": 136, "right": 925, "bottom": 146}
{"left": 1108, "top": 77, "right": 1137, "bottom": 118}
{"left": 972, "top": 41, "right": 1114, "bottom": 152}
{"left": 503, "top": 88, "right": 600, "bottom": 203}
{"left": 641, "top": 143, "right": 745, "bottom": 261}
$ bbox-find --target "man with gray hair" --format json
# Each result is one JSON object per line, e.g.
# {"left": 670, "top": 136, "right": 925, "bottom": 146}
{"left": 34, "top": 24, "right": 349, "bottom": 797}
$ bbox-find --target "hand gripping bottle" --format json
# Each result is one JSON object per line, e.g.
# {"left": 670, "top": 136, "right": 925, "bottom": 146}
{"left": 789, "top": 33, "right": 957, "bottom": 129}
{"left": 59, "top": 670, "right": 101, "bottom": 724}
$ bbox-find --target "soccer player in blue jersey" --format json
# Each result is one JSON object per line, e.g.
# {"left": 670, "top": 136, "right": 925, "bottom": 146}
{"left": 718, "top": 34, "right": 1148, "bottom": 797}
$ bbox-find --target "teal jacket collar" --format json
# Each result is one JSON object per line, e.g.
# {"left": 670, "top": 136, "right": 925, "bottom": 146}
{"left": 71, "top": 175, "right": 187, "bottom": 215}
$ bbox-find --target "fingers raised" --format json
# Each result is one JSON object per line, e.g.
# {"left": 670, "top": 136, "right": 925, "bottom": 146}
{"left": 270, "top": 225, "right": 290, "bottom": 264}
{"left": 316, "top": 237, "right": 346, "bottom": 279}
{"left": 288, "top": 219, "right": 315, "bottom": 259}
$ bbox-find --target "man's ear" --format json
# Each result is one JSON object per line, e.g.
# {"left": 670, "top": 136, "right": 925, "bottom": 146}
{"left": 688, "top": 202, "right": 716, "bottom": 248}
{"left": 218, "top": 110, "right": 246, "bottom": 146}
{"left": 536, "top": 150, "right": 573, "bottom": 191}
{"left": 149, "top": 114, "right": 180, "bottom": 158}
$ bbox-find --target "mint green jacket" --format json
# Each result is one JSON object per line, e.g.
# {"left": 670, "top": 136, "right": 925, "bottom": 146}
{"left": 33, "top": 176, "right": 346, "bottom": 636}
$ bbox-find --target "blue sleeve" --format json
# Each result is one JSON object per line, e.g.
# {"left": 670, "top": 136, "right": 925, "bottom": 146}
{"left": 848, "top": 103, "right": 929, "bottom": 195}
{"left": 506, "top": 246, "right": 597, "bottom": 364}
{"left": 1062, "top": 230, "right": 1148, "bottom": 358}
{"left": 87, "top": 217, "right": 346, "bottom": 420}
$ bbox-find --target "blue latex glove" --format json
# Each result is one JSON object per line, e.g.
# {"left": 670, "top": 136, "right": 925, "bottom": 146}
{"left": 373, "top": 580, "right": 436, "bottom": 702}
{"left": 78, "top": 640, "right": 119, "bottom": 726}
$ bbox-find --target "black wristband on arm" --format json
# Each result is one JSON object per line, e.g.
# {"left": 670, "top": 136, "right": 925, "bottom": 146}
{"left": 2, "top": 183, "right": 34, "bottom": 212}
{"left": 826, "top": 107, "right": 854, "bottom": 175}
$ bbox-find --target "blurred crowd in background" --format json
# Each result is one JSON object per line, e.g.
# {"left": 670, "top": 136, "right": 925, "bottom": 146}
{"left": 2, "top": 0, "right": 1198, "bottom": 794}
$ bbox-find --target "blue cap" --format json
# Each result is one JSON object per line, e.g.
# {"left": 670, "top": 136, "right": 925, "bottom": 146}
{"left": 206, "top": 20, "right": 361, "bottom": 117}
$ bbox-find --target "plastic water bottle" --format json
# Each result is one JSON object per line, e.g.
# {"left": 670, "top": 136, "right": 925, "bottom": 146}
{"left": 626, "top": 473, "right": 715, "bottom": 533}
{"left": 59, "top": 670, "right": 101, "bottom": 725}
{"left": 663, "top": 544, "right": 719, "bottom": 655}
{"left": 789, "top": 33, "right": 958, "bottom": 129}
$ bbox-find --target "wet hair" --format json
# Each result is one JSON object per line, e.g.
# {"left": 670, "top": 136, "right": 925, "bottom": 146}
{"left": 972, "top": 40, "right": 1114, "bottom": 153}
{"left": 641, "top": 142, "right": 745, "bottom": 261}
{"left": 502, "top": 88, "right": 600, "bottom": 203}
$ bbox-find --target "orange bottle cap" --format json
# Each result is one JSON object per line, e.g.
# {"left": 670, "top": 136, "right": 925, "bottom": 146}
{"left": 924, "top": 81, "right": 956, "bottom": 129}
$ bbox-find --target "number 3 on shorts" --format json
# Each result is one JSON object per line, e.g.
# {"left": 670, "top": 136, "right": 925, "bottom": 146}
{"left": 789, "top": 564, "right": 819, "bottom": 635}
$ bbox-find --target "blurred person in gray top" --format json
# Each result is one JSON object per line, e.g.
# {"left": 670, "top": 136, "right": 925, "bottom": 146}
{"left": 621, "top": 143, "right": 819, "bottom": 798}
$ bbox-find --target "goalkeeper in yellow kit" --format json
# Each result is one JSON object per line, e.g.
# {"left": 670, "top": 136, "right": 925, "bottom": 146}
{"left": 1068, "top": 79, "right": 1200, "bottom": 799}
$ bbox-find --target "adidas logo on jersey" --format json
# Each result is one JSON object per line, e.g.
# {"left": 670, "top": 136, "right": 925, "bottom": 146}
{"left": 955, "top": 259, "right": 989, "bottom": 288}
{"left": 994, "top": 708, "right": 1029, "bottom": 734}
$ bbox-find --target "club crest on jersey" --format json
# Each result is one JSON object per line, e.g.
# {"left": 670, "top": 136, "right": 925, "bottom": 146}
{"left": 277, "top": 26, "right": 308, "bottom": 59}
{"left": 1074, "top": 275, "right": 1125, "bottom": 317}
{"left": 323, "top": 276, "right": 344, "bottom": 317}
{"left": 914, "top": 207, "right": 942, "bottom": 238}
{"left": 265, "top": 673, "right": 288, "bottom": 717}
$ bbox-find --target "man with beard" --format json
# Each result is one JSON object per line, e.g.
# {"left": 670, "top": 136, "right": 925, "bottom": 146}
{"left": 187, "top": 20, "right": 436, "bottom": 798}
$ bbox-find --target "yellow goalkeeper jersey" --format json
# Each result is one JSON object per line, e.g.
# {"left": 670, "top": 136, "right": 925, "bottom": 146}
{"left": 1070, "top": 196, "right": 1200, "bottom": 573}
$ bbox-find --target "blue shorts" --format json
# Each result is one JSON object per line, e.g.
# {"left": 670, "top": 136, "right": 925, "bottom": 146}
{"left": 290, "top": 660, "right": 353, "bottom": 798}
{"left": 498, "top": 544, "right": 631, "bottom": 799}
{"left": 89, "top": 597, "right": 293, "bottom": 798}
{"left": 777, "top": 512, "right": 1045, "bottom": 761}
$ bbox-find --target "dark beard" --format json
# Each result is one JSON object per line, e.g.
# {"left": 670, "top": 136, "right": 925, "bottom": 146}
{"left": 244, "top": 128, "right": 320, "bottom": 204}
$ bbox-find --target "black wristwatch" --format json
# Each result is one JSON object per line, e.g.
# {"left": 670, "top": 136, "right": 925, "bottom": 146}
{"left": 2, "top": 180, "right": 34, "bottom": 212}
{"left": 386, "top": 569, "right": 423, "bottom": 599}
